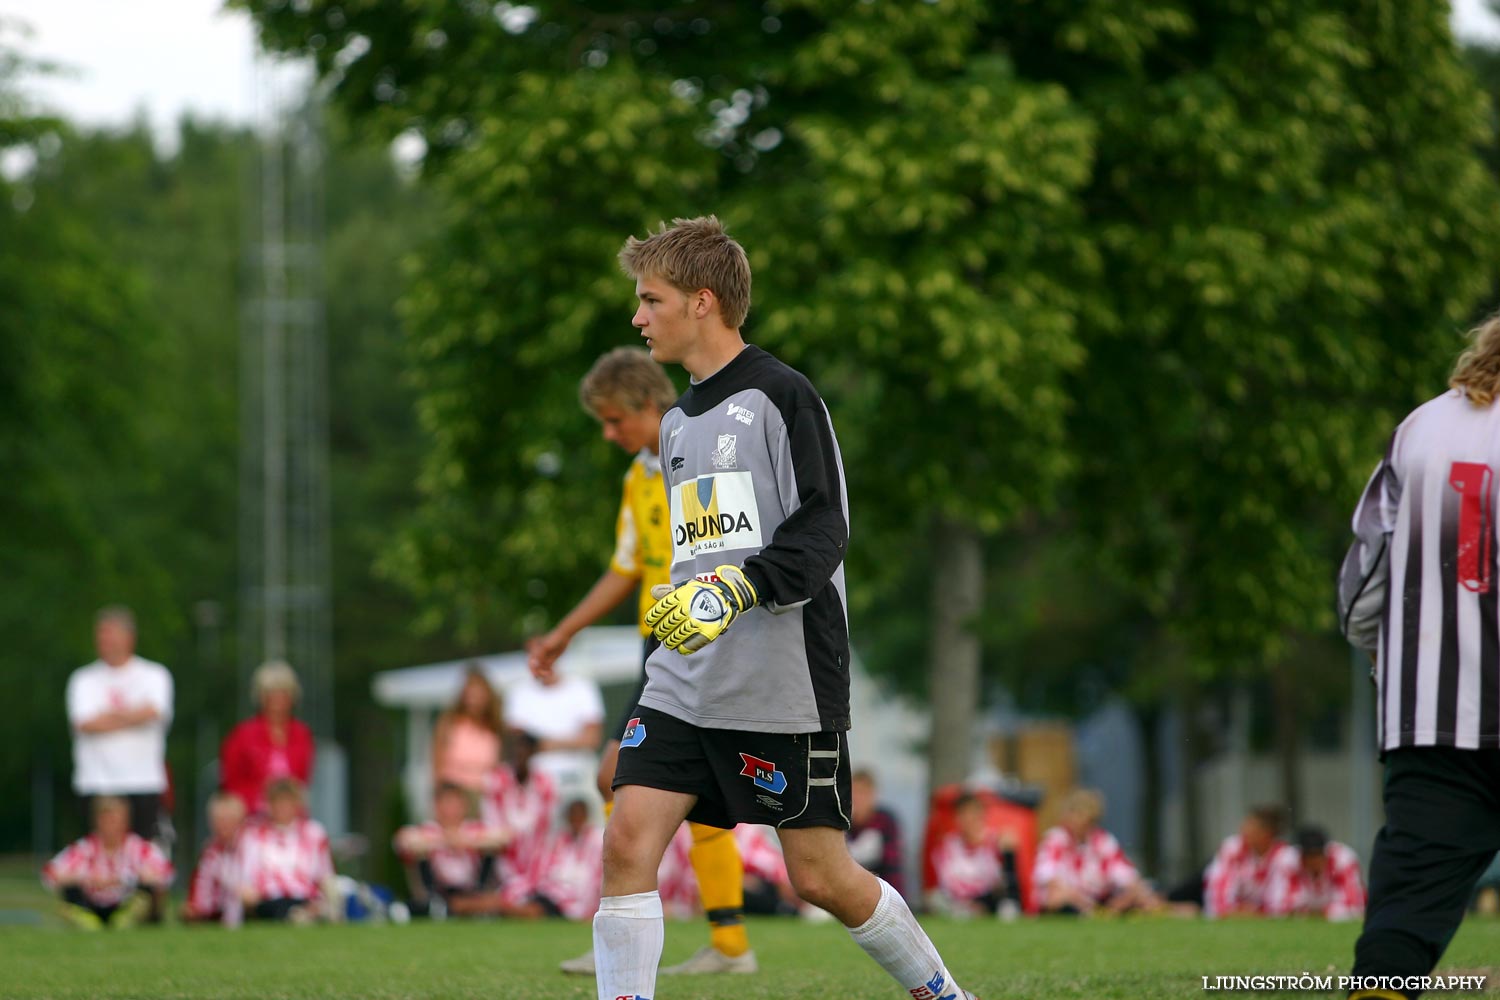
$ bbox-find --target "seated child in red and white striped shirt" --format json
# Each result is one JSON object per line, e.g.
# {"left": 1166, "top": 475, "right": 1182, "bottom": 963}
{"left": 1203, "top": 804, "right": 1294, "bottom": 918}
{"left": 43, "top": 795, "right": 173, "bottom": 929}
{"left": 507, "top": 798, "right": 604, "bottom": 920}
{"left": 481, "top": 731, "right": 557, "bottom": 911}
{"left": 237, "top": 778, "right": 337, "bottom": 923}
{"left": 931, "top": 793, "right": 1023, "bottom": 918}
{"left": 182, "top": 792, "right": 247, "bottom": 924}
{"left": 736, "top": 823, "right": 806, "bottom": 917}
{"left": 1265, "top": 826, "right": 1366, "bottom": 921}
{"left": 394, "top": 782, "right": 509, "bottom": 918}
{"left": 1034, "top": 789, "right": 1162, "bottom": 916}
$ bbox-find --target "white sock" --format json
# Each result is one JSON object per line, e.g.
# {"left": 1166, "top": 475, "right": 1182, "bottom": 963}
{"left": 848, "top": 878, "right": 969, "bottom": 999}
{"left": 593, "top": 891, "right": 664, "bottom": 1000}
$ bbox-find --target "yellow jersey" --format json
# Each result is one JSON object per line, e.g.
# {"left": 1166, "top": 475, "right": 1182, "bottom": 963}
{"left": 609, "top": 449, "right": 671, "bottom": 634}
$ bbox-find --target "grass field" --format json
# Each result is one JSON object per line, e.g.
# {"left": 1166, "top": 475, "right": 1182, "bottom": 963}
{"left": 2, "top": 915, "right": 1498, "bottom": 999}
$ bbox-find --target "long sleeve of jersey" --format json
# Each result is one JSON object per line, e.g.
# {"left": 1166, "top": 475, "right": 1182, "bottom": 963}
{"left": 742, "top": 399, "right": 848, "bottom": 611}
{"left": 1339, "top": 429, "right": 1400, "bottom": 657}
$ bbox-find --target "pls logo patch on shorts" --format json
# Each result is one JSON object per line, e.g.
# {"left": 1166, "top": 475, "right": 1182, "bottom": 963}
{"left": 738, "top": 753, "right": 788, "bottom": 795}
{"left": 621, "top": 717, "right": 647, "bottom": 748}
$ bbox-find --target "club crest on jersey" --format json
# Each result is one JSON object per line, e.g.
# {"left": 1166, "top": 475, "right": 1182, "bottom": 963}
{"left": 738, "top": 753, "right": 788, "bottom": 795}
{"left": 620, "top": 717, "right": 647, "bottom": 748}
{"left": 711, "top": 434, "right": 738, "bottom": 470}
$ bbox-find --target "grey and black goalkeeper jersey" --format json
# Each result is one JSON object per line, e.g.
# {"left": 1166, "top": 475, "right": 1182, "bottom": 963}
{"left": 637, "top": 345, "right": 851, "bottom": 734}
{"left": 1339, "top": 388, "right": 1500, "bottom": 751}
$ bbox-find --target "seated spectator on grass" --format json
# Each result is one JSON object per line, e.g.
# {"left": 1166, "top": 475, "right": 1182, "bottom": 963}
{"left": 931, "top": 792, "right": 1023, "bottom": 918}
{"left": 1265, "top": 826, "right": 1366, "bottom": 921}
{"left": 737, "top": 824, "right": 802, "bottom": 917}
{"left": 182, "top": 792, "right": 247, "bottom": 925}
{"left": 845, "top": 768, "right": 906, "bottom": 898}
{"left": 394, "top": 782, "right": 509, "bottom": 918}
{"left": 43, "top": 795, "right": 173, "bottom": 930}
{"left": 431, "top": 665, "right": 504, "bottom": 796}
{"left": 220, "top": 661, "right": 314, "bottom": 817}
{"left": 482, "top": 731, "right": 557, "bottom": 910}
{"left": 655, "top": 824, "right": 700, "bottom": 919}
{"left": 238, "top": 778, "right": 338, "bottom": 924}
{"left": 504, "top": 799, "right": 604, "bottom": 920}
{"left": 1203, "top": 804, "right": 1293, "bottom": 918}
{"left": 1034, "top": 789, "right": 1162, "bottom": 916}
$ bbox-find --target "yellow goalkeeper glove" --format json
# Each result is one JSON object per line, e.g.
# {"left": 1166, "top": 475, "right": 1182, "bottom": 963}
{"left": 645, "top": 565, "right": 759, "bottom": 654}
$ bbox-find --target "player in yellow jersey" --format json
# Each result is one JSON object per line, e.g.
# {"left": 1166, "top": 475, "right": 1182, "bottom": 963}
{"left": 527, "top": 346, "right": 758, "bottom": 977}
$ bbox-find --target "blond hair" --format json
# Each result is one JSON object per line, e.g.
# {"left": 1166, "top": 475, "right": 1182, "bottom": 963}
{"left": 1059, "top": 788, "right": 1105, "bottom": 825}
{"left": 618, "top": 215, "right": 752, "bottom": 329}
{"left": 208, "top": 791, "right": 247, "bottom": 821}
{"left": 579, "top": 347, "right": 678, "bottom": 416}
{"left": 1450, "top": 313, "right": 1500, "bottom": 407}
{"left": 252, "top": 660, "right": 302, "bottom": 706}
{"left": 265, "top": 777, "right": 304, "bottom": 803}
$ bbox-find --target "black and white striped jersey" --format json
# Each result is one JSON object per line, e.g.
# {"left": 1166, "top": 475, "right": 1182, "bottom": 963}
{"left": 1339, "top": 388, "right": 1500, "bottom": 751}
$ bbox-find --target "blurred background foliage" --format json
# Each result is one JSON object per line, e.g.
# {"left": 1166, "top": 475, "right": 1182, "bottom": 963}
{"left": 4, "top": 1, "right": 1500, "bottom": 853}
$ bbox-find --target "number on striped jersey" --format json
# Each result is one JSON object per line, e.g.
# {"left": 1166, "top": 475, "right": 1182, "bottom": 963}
{"left": 1448, "top": 461, "right": 1494, "bottom": 594}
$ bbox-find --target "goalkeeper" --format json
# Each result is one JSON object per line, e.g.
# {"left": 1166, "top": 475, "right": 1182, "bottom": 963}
{"left": 527, "top": 346, "right": 757, "bottom": 977}
{"left": 594, "top": 215, "right": 978, "bottom": 1000}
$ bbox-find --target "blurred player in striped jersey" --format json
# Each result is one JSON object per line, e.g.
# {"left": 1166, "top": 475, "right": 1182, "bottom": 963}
{"left": 931, "top": 793, "right": 1022, "bottom": 919}
{"left": 1339, "top": 313, "right": 1500, "bottom": 998}
{"left": 182, "top": 791, "right": 246, "bottom": 924}
{"left": 1264, "top": 826, "right": 1365, "bottom": 921}
{"left": 43, "top": 795, "right": 172, "bottom": 929}
{"left": 1033, "top": 789, "right": 1158, "bottom": 916}
{"left": 394, "top": 782, "right": 508, "bottom": 918}
{"left": 527, "top": 346, "right": 757, "bottom": 976}
{"left": 237, "top": 778, "right": 337, "bottom": 923}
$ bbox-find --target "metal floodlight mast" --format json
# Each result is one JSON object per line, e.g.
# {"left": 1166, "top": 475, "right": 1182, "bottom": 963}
{"left": 238, "top": 52, "right": 333, "bottom": 741}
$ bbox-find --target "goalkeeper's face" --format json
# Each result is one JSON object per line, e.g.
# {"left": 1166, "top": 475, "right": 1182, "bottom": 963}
{"left": 632, "top": 275, "right": 697, "bottom": 364}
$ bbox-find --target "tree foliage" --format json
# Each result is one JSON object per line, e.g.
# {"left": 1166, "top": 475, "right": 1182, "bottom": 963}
{"left": 0, "top": 25, "right": 459, "bottom": 844}
{"left": 235, "top": 1, "right": 1500, "bottom": 697}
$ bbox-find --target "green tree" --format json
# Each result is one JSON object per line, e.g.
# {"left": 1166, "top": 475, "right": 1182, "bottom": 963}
{"left": 238, "top": 1, "right": 1500, "bottom": 806}
{"left": 0, "top": 31, "right": 458, "bottom": 847}
{"left": 0, "top": 40, "right": 170, "bottom": 848}
{"left": 241, "top": 1, "right": 1097, "bottom": 786}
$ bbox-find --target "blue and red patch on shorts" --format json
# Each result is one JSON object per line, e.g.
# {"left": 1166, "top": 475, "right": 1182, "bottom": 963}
{"left": 620, "top": 717, "right": 647, "bottom": 748}
{"left": 738, "top": 752, "right": 788, "bottom": 795}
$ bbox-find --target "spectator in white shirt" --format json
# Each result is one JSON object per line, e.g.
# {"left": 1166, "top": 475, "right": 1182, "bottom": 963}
{"left": 66, "top": 606, "right": 173, "bottom": 841}
{"left": 503, "top": 669, "right": 603, "bottom": 814}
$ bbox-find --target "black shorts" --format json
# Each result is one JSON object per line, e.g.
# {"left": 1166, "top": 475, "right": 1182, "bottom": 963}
{"left": 612, "top": 705, "right": 851, "bottom": 831}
